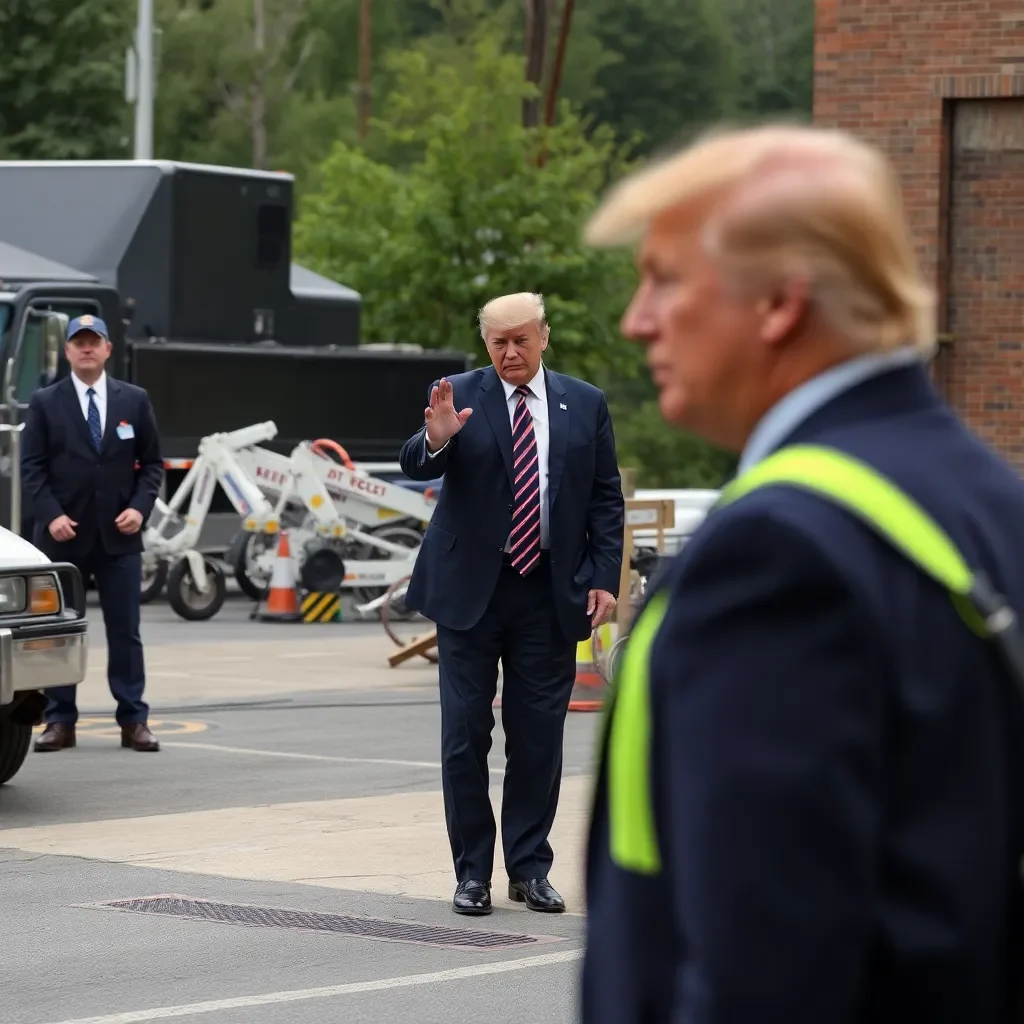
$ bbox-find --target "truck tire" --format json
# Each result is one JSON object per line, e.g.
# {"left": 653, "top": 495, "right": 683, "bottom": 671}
{"left": 0, "top": 720, "right": 32, "bottom": 785}
{"left": 167, "top": 557, "right": 227, "bottom": 621}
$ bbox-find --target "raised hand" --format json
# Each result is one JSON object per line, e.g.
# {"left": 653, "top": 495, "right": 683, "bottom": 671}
{"left": 425, "top": 378, "right": 472, "bottom": 451}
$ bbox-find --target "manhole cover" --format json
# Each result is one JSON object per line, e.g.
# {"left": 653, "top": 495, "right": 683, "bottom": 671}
{"left": 83, "top": 895, "right": 559, "bottom": 951}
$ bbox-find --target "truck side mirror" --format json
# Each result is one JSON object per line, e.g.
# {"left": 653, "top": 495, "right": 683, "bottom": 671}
{"left": 41, "top": 312, "right": 67, "bottom": 385}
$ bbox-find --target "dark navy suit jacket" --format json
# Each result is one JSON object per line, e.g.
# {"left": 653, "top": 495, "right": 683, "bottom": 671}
{"left": 584, "top": 362, "right": 1024, "bottom": 1023}
{"left": 399, "top": 365, "right": 624, "bottom": 641}
{"left": 21, "top": 375, "right": 163, "bottom": 563}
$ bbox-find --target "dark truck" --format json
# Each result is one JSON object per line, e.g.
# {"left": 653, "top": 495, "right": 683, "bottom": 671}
{"left": 0, "top": 159, "right": 470, "bottom": 558}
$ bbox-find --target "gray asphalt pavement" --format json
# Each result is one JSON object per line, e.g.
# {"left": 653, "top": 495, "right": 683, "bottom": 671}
{"left": 0, "top": 594, "right": 599, "bottom": 1024}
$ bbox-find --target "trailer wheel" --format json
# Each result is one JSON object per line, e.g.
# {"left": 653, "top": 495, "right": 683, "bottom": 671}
{"left": 381, "top": 575, "right": 438, "bottom": 664}
{"left": 0, "top": 720, "right": 32, "bottom": 786}
{"left": 167, "top": 557, "right": 227, "bottom": 621}
{"left": 141, "top": 559, "right": 168, "bottom": 604}
{"left": 228, "top": 532, "right": 271, "bottom": 601}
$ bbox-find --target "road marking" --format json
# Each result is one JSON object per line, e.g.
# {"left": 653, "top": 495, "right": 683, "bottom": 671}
{"left": 34, "top": 719, "right": 210, "bottom": 737}
{"left": 162, "top": 740, "right": 507, "bottom": 776}
{"left": 40, "top": 948, "right": 584, "bottom": 1024}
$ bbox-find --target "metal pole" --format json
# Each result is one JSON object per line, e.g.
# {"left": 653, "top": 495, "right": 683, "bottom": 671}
{"left": 134, "top": 0, "right": 155, "bottom": 159}
{"left": 358, "top": 0, "right": 372, "bottom": 143}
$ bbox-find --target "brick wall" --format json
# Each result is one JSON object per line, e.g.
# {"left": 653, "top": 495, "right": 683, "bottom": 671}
{"left": 814, "top": 0, "right": 1024, "bottom": 469}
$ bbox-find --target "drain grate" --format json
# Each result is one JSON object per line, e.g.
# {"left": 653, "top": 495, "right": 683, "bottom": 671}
{"left": 86, "top": 895, "right": 556, "bottom": 951}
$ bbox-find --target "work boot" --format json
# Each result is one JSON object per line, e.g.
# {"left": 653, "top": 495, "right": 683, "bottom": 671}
{"left": 121, "top": 723, "right": 160, "bottom": 752}
{"left": 34, "top": 723, "right": 76, "bottom": 752}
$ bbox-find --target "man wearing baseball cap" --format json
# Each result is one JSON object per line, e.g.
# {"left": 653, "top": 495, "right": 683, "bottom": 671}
{"left": 21, "top": 313, "right": 164, "bottom": 752}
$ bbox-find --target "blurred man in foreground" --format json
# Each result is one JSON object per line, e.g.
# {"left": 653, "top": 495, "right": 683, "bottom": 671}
{"left": 580, "top": 124, "right": 1024, "bottom": 1022}
{"left": 400, "top": 292, "right": 623, "bottom": 916}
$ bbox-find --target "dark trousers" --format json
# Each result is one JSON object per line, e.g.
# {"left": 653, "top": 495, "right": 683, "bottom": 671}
{"left": 436, "top": 555, "right": 577, "bottom": 883}
{"left": 45, "top": 550, "right": 148, "bottom": 727}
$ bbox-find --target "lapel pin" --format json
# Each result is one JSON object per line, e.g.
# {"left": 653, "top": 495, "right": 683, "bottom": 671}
{"left": 559, "top": 402, "right": 567, "bottom": 410}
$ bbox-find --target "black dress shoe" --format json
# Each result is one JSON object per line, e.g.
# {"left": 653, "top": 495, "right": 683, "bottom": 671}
{"left": 508, "top": 878, "right": 565, "bottom": 913}
{"left": 453, "top": 880, "right": 492, "bottom": 915}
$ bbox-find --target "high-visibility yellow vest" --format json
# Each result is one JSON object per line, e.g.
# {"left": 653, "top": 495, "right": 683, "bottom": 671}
{"left": 601, "top": 444, "right": 1024, "bottom": 877}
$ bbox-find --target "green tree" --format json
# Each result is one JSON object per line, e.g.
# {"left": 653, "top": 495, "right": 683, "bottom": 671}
{"left": 580, "top": 0, "right": 739, "bottom": 156}
{"left": 723, "top": 0, "right": 815, "bottom": 117}
{"left": 294, "top": 36, "right": 638, "bottom": 381}
{"left": 155, "top": 0, "right": 356, "bottom": 175}
{"left": 608, "top": 380, "right": 737, "bottom": 488}
{"left": 0, "top": 0, "right": 132, "bottom": 159}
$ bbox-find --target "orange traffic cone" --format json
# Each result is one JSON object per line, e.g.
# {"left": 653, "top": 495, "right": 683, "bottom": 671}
{"left": 568, "top": 626, "right": 613, "bottom": 712}
{"left": 257, "top": 531, "right": 302, "bottom": 622}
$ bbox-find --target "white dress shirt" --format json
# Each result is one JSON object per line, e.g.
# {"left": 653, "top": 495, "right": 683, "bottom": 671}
{"left": 500, "top": 366, "right": 550, "bottom": 551}
{"left": 71, "top": 371, "right": 107, "bottom": 435}
{"left": 425, "top": 365, "right": 551, "bottom": 550}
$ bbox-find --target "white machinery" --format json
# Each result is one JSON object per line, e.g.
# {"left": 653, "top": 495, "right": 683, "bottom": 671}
{"left": 143, "top": 422, "right": 437, "bottom": 621}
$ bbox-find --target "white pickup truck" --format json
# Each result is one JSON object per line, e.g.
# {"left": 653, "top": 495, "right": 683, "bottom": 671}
{"left": 0, "top": 530, "right": 87, "bottom": 785}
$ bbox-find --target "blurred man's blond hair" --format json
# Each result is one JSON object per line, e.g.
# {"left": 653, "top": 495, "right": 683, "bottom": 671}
{"left": 585, "top": 124, "right": 936, "bottom": 356}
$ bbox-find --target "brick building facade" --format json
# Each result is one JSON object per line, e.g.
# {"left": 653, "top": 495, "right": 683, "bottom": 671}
{"left": 814, "top": 0, "right": 1024, "bottom": 469}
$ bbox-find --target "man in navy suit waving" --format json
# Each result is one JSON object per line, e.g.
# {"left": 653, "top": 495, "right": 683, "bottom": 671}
{"left": 400, "top": 292, "right": 624, "bottom": 916}
{"left": 21, "top": 315, "right": 163, "bottom": 753}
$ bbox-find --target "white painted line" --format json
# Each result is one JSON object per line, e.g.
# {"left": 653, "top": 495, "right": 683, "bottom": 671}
{"left": 41, "top": 948, "right": 583, "bottom": 1024}
{"left": 163, "top": 741, "right": 507, "bottom": 776}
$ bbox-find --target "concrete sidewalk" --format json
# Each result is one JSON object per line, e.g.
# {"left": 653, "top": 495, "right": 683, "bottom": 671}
{"left": 0, "top": 772, "right": 591, "bottom": 913}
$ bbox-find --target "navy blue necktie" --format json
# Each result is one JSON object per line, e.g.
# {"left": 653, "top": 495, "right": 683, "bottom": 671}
{"left": 509, "top": 385, "right": 541, "bottom": 575}
{"left": 86, "top": 387, "right": 102, "bottom": 450}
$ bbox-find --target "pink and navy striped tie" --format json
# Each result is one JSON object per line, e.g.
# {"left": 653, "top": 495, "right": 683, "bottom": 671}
{"left": 509, "top": 385, "right": 541, "bottom": 575}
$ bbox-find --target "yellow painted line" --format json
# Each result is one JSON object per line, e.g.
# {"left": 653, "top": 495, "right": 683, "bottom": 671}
{"left": 33, "top": 718, "right": 210, "bottom": 737}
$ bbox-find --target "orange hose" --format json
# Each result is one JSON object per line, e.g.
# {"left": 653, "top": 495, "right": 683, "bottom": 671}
{"left": 311, "top": 438, "right": 354, "bottom": 469}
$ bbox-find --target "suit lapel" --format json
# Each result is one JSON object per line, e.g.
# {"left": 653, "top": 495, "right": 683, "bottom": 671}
{"left": 545, "top": 370, "right": 569, "bottom": 510}
{"left": 100, "top": 379, "right": 122, "bottom": 455}
{"left": 480, "top": 367, "right": 514, "bottom": 486}
{"left": 60, "top": 376, "right": 95, "bottom": 453}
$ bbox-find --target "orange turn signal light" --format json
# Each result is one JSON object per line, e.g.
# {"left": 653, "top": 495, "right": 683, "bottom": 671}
{"left": 29, "top": 576, "right": 60, "bottom": 615}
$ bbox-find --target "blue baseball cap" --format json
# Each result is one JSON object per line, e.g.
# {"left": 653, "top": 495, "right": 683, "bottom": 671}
{"left": 66, "top": 314, "right": 109, "bottom": 342}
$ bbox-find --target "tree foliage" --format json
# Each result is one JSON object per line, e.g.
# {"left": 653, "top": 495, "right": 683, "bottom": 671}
{"left": 581, "top": 0, "right": 740, "bottom": 157}
{"left": 0, "top": 0, "right": 132, "bottom": 159}
{"left": 0, "top": 0, "right": 815, "bottom": 485}
{"left": 294, "top": 37, "right": 639, "bottom": 382}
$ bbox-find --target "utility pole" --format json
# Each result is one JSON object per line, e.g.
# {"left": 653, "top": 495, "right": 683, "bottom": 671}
{"left": 537, "top": 0, "right": 574, "bottom": 167}
{"left": 358, "top": 0, "right": 372, "bottom": 143}
{"left": 522, "top": 0, "right": 551, "bottom": 128}
{"left": 544, "top": 0, "right": 574, "bottom": 129}
{"left": 251, "top": 0, "right": 268, "bottom": 168}
{"left": 133, "top": 0, "right": 155, "bottom": 159}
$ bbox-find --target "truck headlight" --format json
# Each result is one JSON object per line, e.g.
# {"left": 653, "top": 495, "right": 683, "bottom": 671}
{"left": 28, "top": 575, "right": 60, "bottom": 615}
{"left": 0, "top": 577, "right": 27, "bottom": 614}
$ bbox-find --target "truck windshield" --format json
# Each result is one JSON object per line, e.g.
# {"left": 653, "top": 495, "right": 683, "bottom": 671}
{"left": 0, "top": 303, "right": 10, "bottom": 338}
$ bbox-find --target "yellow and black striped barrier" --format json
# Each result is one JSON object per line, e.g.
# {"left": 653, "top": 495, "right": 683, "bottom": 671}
{"left": 301, "top": 591, "right": 342, "bottom": 623}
